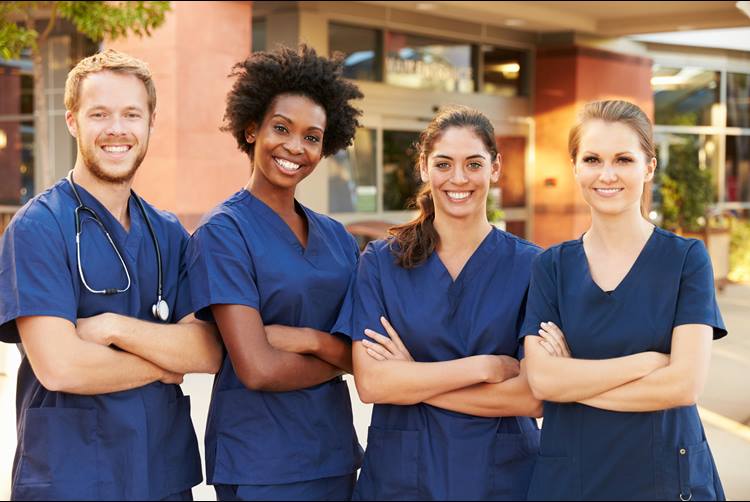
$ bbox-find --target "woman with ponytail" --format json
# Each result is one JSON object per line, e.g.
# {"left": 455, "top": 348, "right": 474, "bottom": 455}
{"left": 337, "top": 106, "right": 542, "bottom": 500}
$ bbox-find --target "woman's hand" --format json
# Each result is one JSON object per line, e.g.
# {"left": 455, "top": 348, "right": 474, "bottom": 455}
{"left": 362, "top": 316, "right": 414, "bottom": 362}
{"left": 537, "top": 321, "right": 571, "bottom": 357}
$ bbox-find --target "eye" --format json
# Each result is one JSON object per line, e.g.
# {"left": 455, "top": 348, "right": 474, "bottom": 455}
{"left": 126, "top": 112, "right": 141, "bottom": 119}
{"left": 468, "top": 161, "right": 483, "bottom": 170}
{"left": 91, "top": 112, "right": 105, "bottom": 119}
{"left": 434, "top": 162, "right": 451, "bottom": 169}
{"left": 305, "top": 135, "right": 321, "bottom": 143}
{"left": 273, "top": 124, "right": 288, "bottom": 134}
{"left": 616, "top": 156, "right": 634, "bottom": 164}
{"left": 582, "top": 156, "right": 600, "bottom": 164}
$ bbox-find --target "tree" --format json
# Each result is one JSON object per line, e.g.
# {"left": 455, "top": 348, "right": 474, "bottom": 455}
{"left": 0, "top": 1, "right": 170, "bottom": 191}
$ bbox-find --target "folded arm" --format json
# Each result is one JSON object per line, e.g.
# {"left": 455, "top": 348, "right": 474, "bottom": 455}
{"left": 212, "top": 304, "right": 342, "bottom": 392}
{"left": 77, "top": 312, "right": 223, "bottom": 375}
{"left": 524, "top": 327, "right": 669, "bottom": 403}
{"left": 425, "top": 360, "right": 542, "bottom": 418}
{"left": 18, "top": 316, "right": 182, "bottom": 395}
{"left": 265, "top": 324, "right": 352, "bottom": 373}
{"left": 580, "top": 325, "right": 713, "bottom": 412}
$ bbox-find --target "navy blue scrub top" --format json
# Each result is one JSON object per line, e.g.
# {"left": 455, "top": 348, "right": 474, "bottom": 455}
{"left": 520, "top": 227, "right": 727, "bottom": 501}
{"left": 0, "top": 179, "right": 202, "bottom": 501}
{"left": 185, "top": 189, "right": 363, "bottom": 486}
{"left": 340, "top": 228, "right": 541, "bottom": 501}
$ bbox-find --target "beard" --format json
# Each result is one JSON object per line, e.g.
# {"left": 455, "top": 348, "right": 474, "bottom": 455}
{"left": 78, "top": 134, "right": 149, "bottom": 184}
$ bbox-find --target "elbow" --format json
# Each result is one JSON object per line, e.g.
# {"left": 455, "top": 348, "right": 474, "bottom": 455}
{"left": 353, "top": 375, "right": 378, "bottom": 404}
{"left": 235, "top": 364, "right": 275, "bottom": 391}
{"left": 39, "top": 363, "right": 77, "bottom": 393}
{"left": 525, "top": 397, "right": 544, "bottom": 418}
{"left": 674, "top": 382, "right": 702, "bottom": 408}
{"left": 526, "top": 372, "right": 553, "bottom": 402}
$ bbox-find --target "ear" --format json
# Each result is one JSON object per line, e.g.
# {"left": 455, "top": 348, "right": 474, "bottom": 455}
{"left": 245, "top": 124, "right": 257, "bottom": 144}
{"left": 490, "top": 153, "right": 502, "bottom": 183}
{"left": 571, "top": 157, "right": 579, "bottom": 176}
{"left": 65, "top": 110, "right": 78, "bottom": 138}
{"left": 419, "top": 153, "right": 429, "bottom": 183}
{"left": 149, "top": 110, "right": 157, "bottom": 130}
{"left": 644, "top": 156, "right": 657, "bottom": 183}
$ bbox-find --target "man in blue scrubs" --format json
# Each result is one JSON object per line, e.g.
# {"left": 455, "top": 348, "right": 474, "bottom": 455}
{"left": 0, "top": 50, "right": 223, "bottom": 500}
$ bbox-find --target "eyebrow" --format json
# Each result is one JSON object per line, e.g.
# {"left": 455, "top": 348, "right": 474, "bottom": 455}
{"left": 272, "top": 113, "right": 324, "bottom": 133}
{"left": 581, "top": 151, "right": 636, "bottom": 156}
{"left": 85, "top": 105, "right": 145, "bottom": 112}
{"left": 432, "top": 154, "right": 487, "bottom": 160}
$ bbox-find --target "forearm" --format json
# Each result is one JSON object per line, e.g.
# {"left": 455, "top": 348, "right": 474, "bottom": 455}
{"left": 104, "top": 314, "right": 222, "bottom": 374}
{"left": 580, "top": 364, "right": 699, "bottom": 412}
{"left": 425, "top": 374, "right": 542, "bottom": 418}
{"left": 50, "top": 342, "right": 167, "bottom": 395}
{"left": 309, "top": 331, "right": 352, "bottom": 373}
{"left": 234, "top": 349, "right": 343, "bottom": 392}
{"left": 355, "top": 355, "right": 492, "bottom": 405}
{"left": 267, "top": 325, "right": 352, "bottom": 373}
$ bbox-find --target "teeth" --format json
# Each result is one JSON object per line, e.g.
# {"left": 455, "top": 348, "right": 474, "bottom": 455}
{"left": 102, "top": 145, "right": 130, "bottom": 153}
{"left": 595, "top": 188, "right": 622, "bottom": 193}
{"left": 275, "top": 158, "right": 301, "bottom": 171}
{"left": 446, "top": 191, "right": 470, "bottom": 200}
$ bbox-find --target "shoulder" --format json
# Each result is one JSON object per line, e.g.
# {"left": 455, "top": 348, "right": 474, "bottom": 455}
{"left": 137, "top": 197, "right": 190, "bottom": 241}
{"left": 495, "top": 228, "right": 542, "bottom": 258}
{"left": 193, "top": 191, "right": 250, "bottom": 234}
{"left": 303, "top": 204, "right": 353, "bottom": 242}
{"left": 3, "top": 181, "right": 70, "bottom": 238}
{"left": 652, "top": 226, "right": 704, "bottom": 253}
{"left": 532, "top": 238, "right": 580, "bottom": 272}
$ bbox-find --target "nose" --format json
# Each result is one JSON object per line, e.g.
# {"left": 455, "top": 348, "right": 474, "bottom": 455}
{"left": 283, "top": 135, "right": 304, "bottom": 156}
{"left": 450, "top": 165, "right": 469, "bottom": 184}
{"left": 600, "top": 163, "right": 618, "bottom": 183}
{"left": 105, "top": 115, "right": 127, "bottom": 136}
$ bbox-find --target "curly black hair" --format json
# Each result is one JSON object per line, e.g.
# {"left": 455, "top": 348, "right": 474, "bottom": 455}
{"left": 222, "top": 44, "right": 363, "bottom": 159}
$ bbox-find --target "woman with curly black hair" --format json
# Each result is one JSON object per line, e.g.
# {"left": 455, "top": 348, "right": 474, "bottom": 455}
{"left": 185, "top": 45, "right": 364, "bottom": 501}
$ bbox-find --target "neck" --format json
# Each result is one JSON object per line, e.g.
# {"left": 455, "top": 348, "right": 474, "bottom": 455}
{"left": 433, "top": 209, "right": 492, "bottom": 253}
{"left": 246, "top": 170, "right": 297, "bottom": 216}
{"left": 586, "top": 204, "right": 653, "bottom": 250}
{"left": 71, "top": 162, "right": 133, "bottom": 228}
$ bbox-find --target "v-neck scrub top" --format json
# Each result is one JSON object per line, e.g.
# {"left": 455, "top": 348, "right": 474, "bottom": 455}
{"left": 0, "top": 179, "right": 202, "bottom": 500}
{"left": 341, "top": 228, "right": 542, "bottom": 501}
{"left": 185, "top": 189, "right": 363, "bottom": 486}
{"left": 520, "top": 227, "right": 727, "bottom": 501}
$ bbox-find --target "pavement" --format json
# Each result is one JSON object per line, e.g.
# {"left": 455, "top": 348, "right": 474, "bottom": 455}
{"left": 1, "top": 283, "right": 748, "bottom": 500}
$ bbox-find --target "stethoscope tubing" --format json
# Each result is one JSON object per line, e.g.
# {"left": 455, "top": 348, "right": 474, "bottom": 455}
{"left": 66, "top": 170, "right": 168, "bottom": 321}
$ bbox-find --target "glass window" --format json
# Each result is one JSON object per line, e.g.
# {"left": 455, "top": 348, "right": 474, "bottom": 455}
{"left": 652, "top": 133, "right": 720, "bottom": 228}
{"left": 385, "top": 32, "right": 474, "bottom": 93}
{"left": 252, "top": 18, "right": 266, "bottom": 53}
{"left": 383, "top": 130, "right": 421, "bottom": 211}
{"left": 328, "top": 128, "right": 377, "bottom": 213}
{"left": 725, "top": 136, "right": 750, "bottom": 203}
{"left": 496, "top": 136, "right": 526, "bottom": 208}
{"left": 0, "top": 120, "right": 34, "bottom": 206}
{"left": 481, "top": 46, "right": 527, "bottom": 97}
{"left": 652, "top": 66, "right": 720, "bottom": 126}
{"left": 329, "top": 23, "right": 382, "bottom": 82}
{"left": 727, "top": 73, "right": 750, "bottom": 129}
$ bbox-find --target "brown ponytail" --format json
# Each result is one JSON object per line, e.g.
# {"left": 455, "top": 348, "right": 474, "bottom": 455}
{"left": 388, "top": 106, "right": 497, "bottom": 268}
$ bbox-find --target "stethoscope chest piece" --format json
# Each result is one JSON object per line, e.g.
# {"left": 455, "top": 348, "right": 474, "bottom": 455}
{"left": 153, "top": 299, "right": 170, "bottom": 322}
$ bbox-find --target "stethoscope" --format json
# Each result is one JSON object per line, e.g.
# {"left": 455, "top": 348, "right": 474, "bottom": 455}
{"left": 66, "top": 170, "right": 170, "bottom": 322}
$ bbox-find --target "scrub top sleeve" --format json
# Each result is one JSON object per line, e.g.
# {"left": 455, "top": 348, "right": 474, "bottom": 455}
{"left": 185, "top": 221, "right": 260, "bottom": 323}
{"left": 330, "top": 233, "right": 361, "bottom": 339}
{"left": 518, "top": 251, "right": 562, "bottom": 343}
{"left": 674, "top": 240, "right": 727, "bottom": 340}
{"left": 351, "top": 243, "right": 388, "bottom": 343}
{"left": 0, "top": 215, "right": 77, "bottom": 343}
{"left": 172, "top": 226, "right": 194, "bottom": 323}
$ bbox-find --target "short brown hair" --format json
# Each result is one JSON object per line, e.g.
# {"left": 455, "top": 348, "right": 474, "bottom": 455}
{"left": 64, "top": 49, "right": 156, "bottom": 115}
{"left": 568, "top": 100, "right": 655, "bottom": 161}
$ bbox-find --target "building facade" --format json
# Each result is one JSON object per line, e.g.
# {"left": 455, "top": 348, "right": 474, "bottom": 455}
{"left": 1, "top": 1, "right": 748, "bottom": 248}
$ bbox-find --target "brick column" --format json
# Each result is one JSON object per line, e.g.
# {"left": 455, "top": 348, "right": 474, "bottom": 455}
{"left": 105, "top": 1, "right": 253, "bottom": 231}
{"left": 533, "top": 45, "right": 653, "bottom": 247}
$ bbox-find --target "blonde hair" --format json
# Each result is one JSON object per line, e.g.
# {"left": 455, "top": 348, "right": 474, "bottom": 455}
{"left": 64, "top": 49, "right": 156, "bottom": 115}
{"left": 568, "top": 100, "right": 655, "bottom": 161}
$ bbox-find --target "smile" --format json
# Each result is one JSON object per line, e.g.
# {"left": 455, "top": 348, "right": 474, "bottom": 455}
{"left": 446, "top": 191, "right": 472, "bottom": 201}
{"left": 594, "top": 187, "right": 624, "bottom": 197}
{"left": 100, "top": 145, "right": 132, "bottom": 154}
{"left": 274, "top": 157, "right": 302, "bottom": 173}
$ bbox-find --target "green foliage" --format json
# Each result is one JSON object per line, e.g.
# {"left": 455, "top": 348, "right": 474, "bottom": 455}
{"left": 729, "top": 218, "right": 750, "bottom": 283}
{"left": 658, "top": 137, "right": 715, "bottom": 233}
{"left": 486, "top": 191, "right": 505, "bottom": 223}
{"left": 0, "top": 1, "right": 170, "bottom": 59}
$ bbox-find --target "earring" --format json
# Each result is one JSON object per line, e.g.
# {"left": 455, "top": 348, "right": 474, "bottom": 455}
{"left": 246, "top": 133, "right": 255, "bottom": 142}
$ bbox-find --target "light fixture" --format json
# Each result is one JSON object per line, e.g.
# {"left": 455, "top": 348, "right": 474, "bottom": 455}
{"left": 416, "top": 2, "right": 436, "bottom": 11}
{"left": 0, "top": 129, "right": 6, "bottom": 150}
{"left": 737, "top": 1, "right": 750, "bottom": 19}
{"left": 504, "top": 19, "right": 526, "bottom": 27}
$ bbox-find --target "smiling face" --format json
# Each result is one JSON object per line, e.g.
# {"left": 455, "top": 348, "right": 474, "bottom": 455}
{"left": 574, "top": 119, "right": 656, "bottom": 217}
{"left": 420, "top": 126, "right": 501, "bottom": 222}
{"left": 247, "top": 93, "right": 327, "bottom": 192}
{"left": 65, "top": 70, "right": 153, "bottom": 184}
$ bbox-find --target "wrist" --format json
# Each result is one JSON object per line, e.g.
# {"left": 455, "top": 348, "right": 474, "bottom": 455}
{"left": 306, "top": 328, "right": 323, "bottom": 355}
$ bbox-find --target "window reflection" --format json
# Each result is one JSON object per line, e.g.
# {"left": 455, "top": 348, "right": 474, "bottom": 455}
{"left": 383, "top": 130, "right": 420, "bottom": 211}
{"left": 385, "top": 32, "right": 474, "bottom": 93}
{"left": 653, "top": 66, "right": 720, "bottom": 126}
{"left": 482, "top": 46, "right": 527, "bottom": 97}
{"left": 252, "top": 18, "right": 266, "bottom": 53}
{"left": 1, "top": 54, "right": 34, "bottom": 206}
{"left": 727, "top": 73, "right": 749, "bottom": 129}
{"left": 329, "top": 23, "right": 382, "bottom": 82}
{"left": 328, "top": 128, "right": 377, "bottom": 213}
{"left": 726, "top": 136, "right": 750, "bottom": 203}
